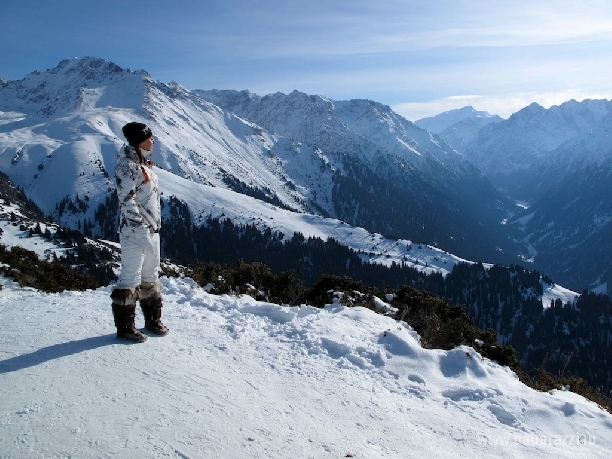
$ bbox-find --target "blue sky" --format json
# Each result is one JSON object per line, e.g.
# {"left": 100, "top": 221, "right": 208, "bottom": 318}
{"left": 1, "top": 0, "right": 612, "bottom": 120}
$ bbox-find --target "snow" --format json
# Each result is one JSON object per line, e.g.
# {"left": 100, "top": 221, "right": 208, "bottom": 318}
{"left": 541, "top": 281, "right": 580, "bottom": 308}
{"left": 157, "top": 166, "right": 469, "bottom": 277}
{"left": 0, "top": 200, "right": 67, "bottom": 260}
{"left": 1, "top": 276, "right": 611, "bottom": 458}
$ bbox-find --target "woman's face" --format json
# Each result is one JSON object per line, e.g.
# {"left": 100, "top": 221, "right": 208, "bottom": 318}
{"left": 138, "top": 136, "right": 155, "bottom": 152}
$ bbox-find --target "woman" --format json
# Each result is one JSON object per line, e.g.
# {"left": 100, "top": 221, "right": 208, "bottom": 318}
{"left": 110, "top": 122, "right": 169, "bottom": 342}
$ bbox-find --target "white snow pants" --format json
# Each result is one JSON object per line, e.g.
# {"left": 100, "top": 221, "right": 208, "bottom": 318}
{"left": 115, "top": 230, "right": 160, "bottom": 289}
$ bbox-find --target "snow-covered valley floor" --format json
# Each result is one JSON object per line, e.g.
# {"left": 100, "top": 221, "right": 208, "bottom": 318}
{"left": 1, "top": 276, "right": 611, "bottom": 458}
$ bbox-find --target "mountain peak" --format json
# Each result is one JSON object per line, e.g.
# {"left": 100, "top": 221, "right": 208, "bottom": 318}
{"left": 0, "top": 56, "right": 150, "bottom": 116}
{"left": 46, "top": 56, "right": 126, "bottom": 80}
{"left": 510, "top": 102, "right": 545, "bottom": 119}
{"left": 414, "top": 106, "right": 502, "bottom": 135}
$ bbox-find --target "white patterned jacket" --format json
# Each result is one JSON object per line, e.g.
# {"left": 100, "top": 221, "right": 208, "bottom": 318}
{"left": 114, "top": 145, "right": 161, "bottom": 234}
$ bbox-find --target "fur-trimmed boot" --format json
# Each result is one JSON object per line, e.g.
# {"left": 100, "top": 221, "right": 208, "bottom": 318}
{"left": 140, "top": 282, "right": 169, "bottom": 336}
{"left": 111, "top": 288, "right": 147, "bottom": 343}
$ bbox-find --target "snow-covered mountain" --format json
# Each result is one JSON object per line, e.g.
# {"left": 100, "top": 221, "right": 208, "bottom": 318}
{"left": 463, "top": 99, "right": 612, "bottom": 203}
{"left": 194, "top": 89, "right": 521, "bottom": 261}
{"left": 0, "top": 57, "right": 321, "bottom": 217}
{"left": 0, "top": 58, "right": 612, "bottom": 458}
{"left": 6, "top": 57, "right": 612, "bottom": 292}
{"left": 2, "top": 275, "right": 611, "bottom": 458}
{"left": 198, "top": 89, "right": 470, "bottom": 175}
{"left": 441, "top": 99, "right": 612, "bottom": 292}
{"left": 415, "top": 106, "right": 503, "bottom": 154}
{"left": 0, "top": 56, "right": 520, "bottom": 265}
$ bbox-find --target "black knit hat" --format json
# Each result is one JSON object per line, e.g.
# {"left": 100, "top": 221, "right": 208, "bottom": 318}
{"left": 122, "top": 122, "right": 153, "bottom": 147}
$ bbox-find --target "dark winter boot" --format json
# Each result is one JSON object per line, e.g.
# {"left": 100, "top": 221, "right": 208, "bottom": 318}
{"left": 140, "top": 282, "right": 169, "bottom": 336}
{"left": 111, "top": 288, "right": 147, "bottom": 343}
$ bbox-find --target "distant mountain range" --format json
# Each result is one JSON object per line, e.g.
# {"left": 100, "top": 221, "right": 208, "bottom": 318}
{"left": 417, "top": 100, "right": 612, "bottom": 293}
{"left": 414, "top": 106, "right": 503, "bottom": 154}
{"left": 1, "top": 56, "right": 612, "bottom": 293}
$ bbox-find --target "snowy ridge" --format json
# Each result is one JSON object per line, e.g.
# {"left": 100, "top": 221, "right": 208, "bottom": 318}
{"left": 464, "top": 99, "right": 612, "bottom": 186}
{"left": 415, "top": 106, "right": 502, "bottom": 135}
{"left": 414, "top": 106, "right": 504, "bottom": 155}
{"left": 0, "top": 175, "right": 579, "bottom": 310}
{"left": 0, "top": 57, "right": 331, "bottom": 218}
{"left": 196, "top": 89, "right": 476, "bottom": 176}
{"left": 158, "top": 167, "right": 464, "bottom": 274}
{"left": 0, "top": 57, "right": 142, "bottom": 117}
{"left": 1, "top": 276, "right": 610, "bottom": 457}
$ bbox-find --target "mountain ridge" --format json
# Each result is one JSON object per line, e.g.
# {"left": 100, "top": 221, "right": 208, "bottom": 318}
{"left": 414, "top": 106, "right": 503, "bottom": 154}
{"left": 463, "top": 98, "right": 612, "bottom": 202}
{"left": 195, "top": 88, "right": 521, "bottom": 260}
{"left": 0, "top": 56, "right": 521, "bottom": 265}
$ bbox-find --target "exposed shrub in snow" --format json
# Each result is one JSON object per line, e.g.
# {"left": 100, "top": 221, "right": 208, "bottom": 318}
{"left": 391, "top": 285, "right": 520, "bottom": 369}
{"left": 304, "top": 274, "right": 379, "bottom": 309}
{"left": 0, "top": 244, "right": 99, "bottom": 292}
{"left": 188, "top": 259, "right": 304, "bottom": 305}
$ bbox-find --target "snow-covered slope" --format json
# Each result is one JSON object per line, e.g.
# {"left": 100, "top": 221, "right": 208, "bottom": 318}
{"left": 1, "top": 172, "right": 578, "bottom": 310}
{"left": 1, "top": 276, "right": 610, "bottom": 458}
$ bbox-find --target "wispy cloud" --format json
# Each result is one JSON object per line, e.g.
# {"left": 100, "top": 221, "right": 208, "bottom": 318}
{"left": 203, "top": 0, "right": 612, "bottom": 59}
